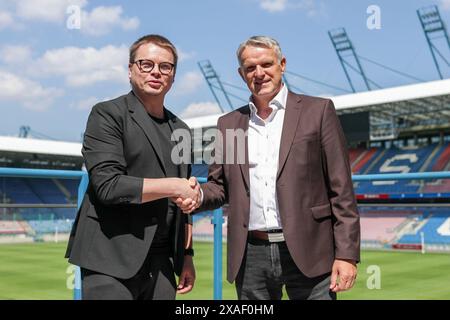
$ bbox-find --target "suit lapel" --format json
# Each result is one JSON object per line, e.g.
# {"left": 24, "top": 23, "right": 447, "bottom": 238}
{"left": 127, "top": 91, "right": 167, "bottom": 175}
{"left": 277, "top": 92, "right": 303, "bottom": 179}
{"left": 236, "top": 107, "right": 250, "bottom": 189}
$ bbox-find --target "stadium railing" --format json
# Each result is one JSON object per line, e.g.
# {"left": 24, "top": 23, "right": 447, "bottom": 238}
{"left": 0, "top": 167, "right": 88, "bottom": 300}
{"left": 197, "top": 177, "right": 224, "bottom": 300}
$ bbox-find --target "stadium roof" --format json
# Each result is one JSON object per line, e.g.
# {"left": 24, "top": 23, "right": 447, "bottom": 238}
{"left": 184, "top": 79, "right": 450, "bottom": 137}
{"left": 1, "top": 79, "right": 449, "bottom": 153}
{"left": 331, "top": 78, "right": 450, "bottom": 110}
{"left": 0, "top": 136, "right": 82, "bottom": 157}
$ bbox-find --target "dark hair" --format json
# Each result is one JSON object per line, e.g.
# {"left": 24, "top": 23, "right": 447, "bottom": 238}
{"left": 129, "top": 34, "right": 178, "bottom": 71}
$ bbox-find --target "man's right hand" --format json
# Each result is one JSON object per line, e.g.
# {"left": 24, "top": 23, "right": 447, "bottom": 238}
{"left": 172, "top": 177, "right": 201, "bottom": 214}
{"left": 176, "top": 177, "right": 199, "bottom": 199}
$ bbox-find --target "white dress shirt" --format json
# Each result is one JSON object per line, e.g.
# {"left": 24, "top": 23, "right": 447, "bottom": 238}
{"left": 248, "top": 84, "right": 287, "bottom": 231}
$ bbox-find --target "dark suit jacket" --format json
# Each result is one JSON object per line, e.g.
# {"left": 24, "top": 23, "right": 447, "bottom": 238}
{"left": 200, "top": 91, "right": 360, "bottom": 283}
{"left": 66, "top": 91, "right": 191, "bottom": 279}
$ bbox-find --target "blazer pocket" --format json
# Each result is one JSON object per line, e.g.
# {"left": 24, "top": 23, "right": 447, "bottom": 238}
{"left": 83, "top": 200, "right": 98, "bottom": 219}
{"left": 292, "top": 132, "right": 319, "bottom": 144}
{"left": 310, "top": 203, "right": 332, "bottom": 220}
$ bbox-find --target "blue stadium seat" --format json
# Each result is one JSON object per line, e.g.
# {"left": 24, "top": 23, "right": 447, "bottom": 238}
{"left": 28, "top": 219, "right": 74, "bottom": 234}
{"left": 398, "top": 211, "right": 450, "bottom": 244}
{"left": 355, "top": 144, "right": 437, "bottom": 195}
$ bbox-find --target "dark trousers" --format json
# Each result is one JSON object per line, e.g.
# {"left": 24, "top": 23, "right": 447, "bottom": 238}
{"left": 235, "top": 238, "right": 336, "bottom": 300}
{"left": 81, "top": 251, "right": 176, "bottom": 300}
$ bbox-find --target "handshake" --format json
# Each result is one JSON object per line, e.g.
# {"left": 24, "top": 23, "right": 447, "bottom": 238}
{"left": 171, "top": 177, "right": 201, "bottom": 214}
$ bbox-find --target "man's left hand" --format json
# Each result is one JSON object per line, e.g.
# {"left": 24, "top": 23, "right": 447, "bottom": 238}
{"left": 177, "top": 255, "right": 196, "bottom": 294}
{"left": 329, "top": 259, "right": 357, "bottom": 292}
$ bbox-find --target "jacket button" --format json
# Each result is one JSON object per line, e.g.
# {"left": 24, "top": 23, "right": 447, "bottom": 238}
{"left": 246, "top": 190, "right": 250, "bottom": 196}
{"left": 243, "top": 223, "right": 247, "bottom": 228}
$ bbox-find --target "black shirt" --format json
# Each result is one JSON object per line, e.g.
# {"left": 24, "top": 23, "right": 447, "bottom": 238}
{"left": 147, "top": 111, "right": 180, "bottom": 252}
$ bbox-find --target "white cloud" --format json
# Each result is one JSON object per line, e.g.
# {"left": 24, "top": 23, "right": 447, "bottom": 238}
{"left": 0, "top": 10, "right": 14, "bottom": 29}
{"left": 259, "top": 0, "right": 325, "bottom": 16}
{"left": 173, "top": 71, "right": 204, "bottom": 96}
{"left": 0, "top": 45, "right": 31, "bottom": 64}
{"left": 66, "top": 66, "right": 128, "bottom": 87}
{"left": 180, "top": 101, "right": 222, "bottom": 118}
{"left": 14, "top": 0, "right": 139, "bottom": 35}
{"left": 178, "top": 48, "right": 196, "bottom": 62}
{"left": 71, "top": 96, "right": 101, "bottom": 110}
{"left": 80, "top": 6, "right": 140, "bottom": 36}
{"left": 441, "top": 0, "right": 450, "bottom": 10}
{"left": 260, "top": 0, "right": 288, "bottom": 12}
{"left": 71, "top": 94, "right": 120, "bottom": 110}
{"left": 34, "top": 45, "right": 129, "bottom": 87}
{"left": 293, "top": 0, "right": 326, "bottom": 17}
{"left": 0, "top": 70, "right": 63, "bottom": 111}
{"left": 16, "top": 0, "right": 87, "bottom": 22}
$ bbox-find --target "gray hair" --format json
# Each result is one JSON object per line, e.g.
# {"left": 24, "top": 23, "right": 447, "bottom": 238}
{"left": 236, "top": 36, "right": 283, "bottom": 66}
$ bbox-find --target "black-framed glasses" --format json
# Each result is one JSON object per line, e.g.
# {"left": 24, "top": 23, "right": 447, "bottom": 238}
{"left": 132, "top": 59, "right": 175, "bottom": 75}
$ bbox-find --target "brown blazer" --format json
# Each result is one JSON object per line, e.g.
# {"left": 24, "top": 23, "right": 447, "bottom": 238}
{"left": 200, "top": 91, "right": 360, "bottom": 283}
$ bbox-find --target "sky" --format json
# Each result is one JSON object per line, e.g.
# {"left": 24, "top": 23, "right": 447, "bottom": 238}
{"left": 0, "top": 0, "right": 449, "bottom": 142}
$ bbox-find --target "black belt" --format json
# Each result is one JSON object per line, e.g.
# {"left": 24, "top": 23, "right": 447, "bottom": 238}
{"left": 248, "top": 229, "right": 285, "bottom": 242}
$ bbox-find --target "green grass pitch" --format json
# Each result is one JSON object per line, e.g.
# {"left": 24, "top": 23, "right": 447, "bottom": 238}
{"left": 0, "top": 241, "right": 449, "bottom": 300}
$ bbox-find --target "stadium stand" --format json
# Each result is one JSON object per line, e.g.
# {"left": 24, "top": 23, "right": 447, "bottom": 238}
{"left": 0, "top": 78, "right": 449, "bottom": 250}
{"left": 359, "top": 211, "right": 410, "bottom": 243}
{"left": 58, "top": 179, "right": 80, "bottom": 200}
{"left": 358, "top": 207, "right": 450, "bottom": 250}
{"left": 0, "top": 220, "right": 27, "bottom": 235}
{"left": 27, "top": 219, "right": 73, "bottom": 235}
{"left": 0, "top": 178, "right": 77, "bottom": 204}
{"left": 0, "top": 136, "right": 82, "bottom": 243}
{"left": 351, "top": 148, "right": 380, "bottom": 174}
{"left": 3, "top": 178, "right": 43, "bottom": 204}
{"left": 348, "top": 143, "right": 450, "bottom": 195}
{"left": 397, "top": 211, "right": 450, "bottom": 245}
{"left": 355, "top": 145, "right": 434, "bottom": 193}
{"left": 0, "top": 177, "right": 78, "bottom": 221}
{"left": 191, "top": 140, "right": 450, "bottom": 250}
{"left": 422, "top": 179, "right": 450, "bottom": 193}
{"left": 430, "top": 142, "right": 450, "bottom": 171}
{"left": 192, "top": 143, "right": 450, "bottom": 196}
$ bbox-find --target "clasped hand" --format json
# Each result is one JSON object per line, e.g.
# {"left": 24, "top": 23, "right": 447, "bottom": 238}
{"left": 172, "top": 177, "right": 200, "bottom": 214}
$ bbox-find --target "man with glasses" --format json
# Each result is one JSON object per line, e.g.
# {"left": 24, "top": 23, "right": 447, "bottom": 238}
{"left": 66, "top": 34, "right": 200, "bottom": 300}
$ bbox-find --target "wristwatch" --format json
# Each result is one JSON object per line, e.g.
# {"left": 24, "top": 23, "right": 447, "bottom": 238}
{"left": 184, "top": 248, "right": 194, "bottom": 256}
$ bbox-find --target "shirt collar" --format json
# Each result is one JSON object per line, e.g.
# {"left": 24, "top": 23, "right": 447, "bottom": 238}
{"left": 249, "top": 83, "right": 288, "bottom": 116}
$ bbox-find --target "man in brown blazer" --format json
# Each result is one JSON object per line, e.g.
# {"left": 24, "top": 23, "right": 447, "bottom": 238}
{"left": 179, "top": 36, "right": 360, "bottom": 300}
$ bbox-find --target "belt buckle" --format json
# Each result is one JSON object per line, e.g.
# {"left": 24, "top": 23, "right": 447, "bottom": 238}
{"left": 267, "top": 232, "right": 284, "bottom": 242}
